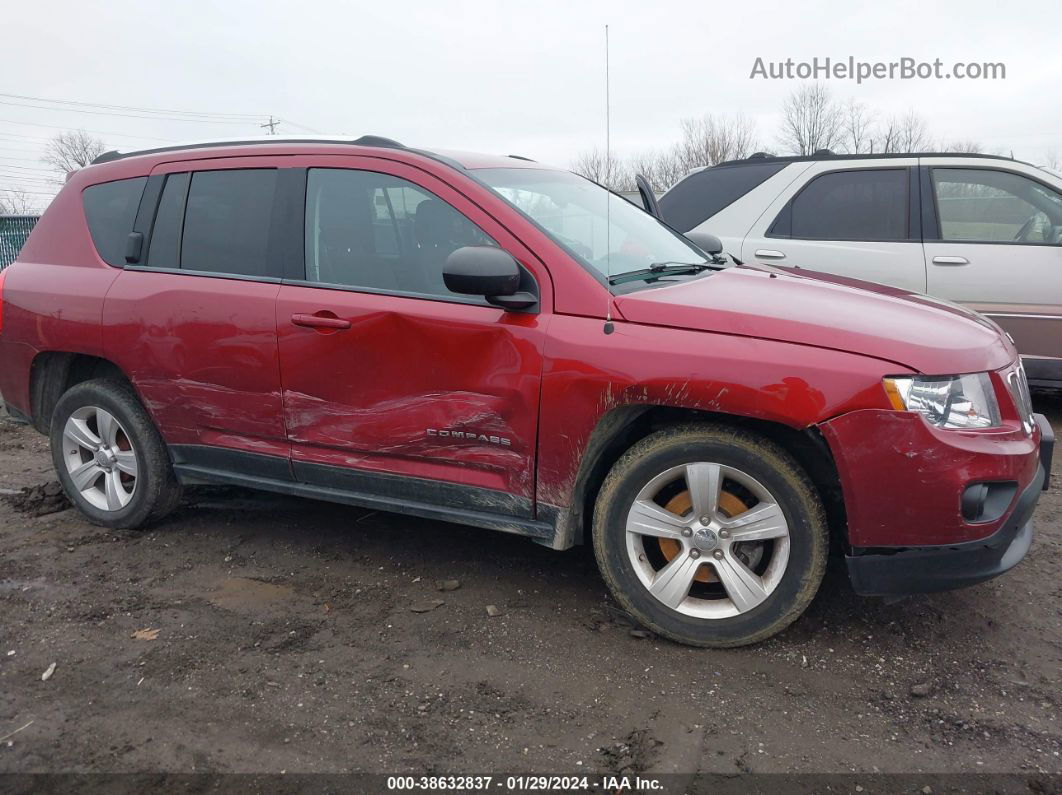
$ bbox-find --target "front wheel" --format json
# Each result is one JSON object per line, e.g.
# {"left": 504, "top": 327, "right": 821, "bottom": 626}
{"left": 593, "top": 424, "right": 828, "bottom": 647}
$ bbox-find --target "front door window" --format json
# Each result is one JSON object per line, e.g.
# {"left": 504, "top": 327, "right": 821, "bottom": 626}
{"left": 932, "top": 168, "right": 1062, "bottom": 245}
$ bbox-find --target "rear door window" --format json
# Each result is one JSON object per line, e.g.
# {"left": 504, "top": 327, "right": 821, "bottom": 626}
{"left": 774, "top": 169, "right": 909, "bottom": 241}
{"left": 180, "top": 169, "right": 278, "bottom": 277}
{"left": 82, "top": 177, "right": 147, "bottom": 266}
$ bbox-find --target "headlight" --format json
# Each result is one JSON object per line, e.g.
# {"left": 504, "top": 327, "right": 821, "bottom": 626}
{"left": 883, "top": 373, "right": 1001, "bottom": 429}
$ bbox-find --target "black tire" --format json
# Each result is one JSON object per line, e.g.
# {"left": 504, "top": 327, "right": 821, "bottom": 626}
{"left": 50, "top": 378, "right": 181, "bottom": 529}
{"left": 592, "top": 424, "right": 828, "bottom": 648}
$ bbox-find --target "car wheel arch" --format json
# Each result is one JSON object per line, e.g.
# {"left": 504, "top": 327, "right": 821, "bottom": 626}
{"left": 30, "top": 352, "right": 139, "bottom": 434}
{"left": 555, "top": 404, "right": 846, "bottom": 550}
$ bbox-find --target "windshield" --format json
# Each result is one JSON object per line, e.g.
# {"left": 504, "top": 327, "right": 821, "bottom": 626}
{"left": 475, "top": 168, "right": 707, "bottom": 280}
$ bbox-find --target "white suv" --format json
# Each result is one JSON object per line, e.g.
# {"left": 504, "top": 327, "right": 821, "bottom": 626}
{"left": 656, "top": 153, "right": 1062, "bottom": 387}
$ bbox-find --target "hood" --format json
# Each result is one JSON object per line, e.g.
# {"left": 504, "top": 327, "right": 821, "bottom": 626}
{"left": 614, "top": 264, "right": 1015, "bottom": 374}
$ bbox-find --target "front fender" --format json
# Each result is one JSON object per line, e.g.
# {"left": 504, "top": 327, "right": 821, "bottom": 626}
{"left": 536, "top": 315, "right": 904, "bottom": 524}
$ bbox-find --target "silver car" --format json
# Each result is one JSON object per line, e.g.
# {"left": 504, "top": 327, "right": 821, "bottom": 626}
{"left": 656, "top": 152, "right": 1062, "bottom": 386}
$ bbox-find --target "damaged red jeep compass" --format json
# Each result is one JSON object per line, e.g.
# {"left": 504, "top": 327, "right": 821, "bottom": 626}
{"left": 0, "top": 137, "right": 1051, "bottom": 647}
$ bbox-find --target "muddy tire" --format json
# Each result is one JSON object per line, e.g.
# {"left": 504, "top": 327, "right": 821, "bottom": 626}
{"left": 592, "top": 424, "right": 827, "bottom": 648}
{"left": 50, "top": 378, "right": 181, "bottom": 529}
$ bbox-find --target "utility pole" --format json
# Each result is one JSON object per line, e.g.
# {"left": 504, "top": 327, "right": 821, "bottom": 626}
{"left": 260, "top": 116, "right": 280, "bottom": 135}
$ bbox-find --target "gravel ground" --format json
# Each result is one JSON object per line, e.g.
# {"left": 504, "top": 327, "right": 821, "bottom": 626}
{"left": 0, "top": 396, "right": 1059, "bottom": 781}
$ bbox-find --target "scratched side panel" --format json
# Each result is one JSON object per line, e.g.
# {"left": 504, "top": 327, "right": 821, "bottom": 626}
{"left": 102, "top": 271, "right": 288, "bottom": 455}
{"left": 536, "top": 315, "right": 903, "bottom": 511}
{"left": 277, "top": 286, "right": 546, "bottom": 504}
{"left": 0, "top": 261, "right": 118, "bottom": 414}
{"left": 0, "top": 169, "right": 127, "bottom": 414}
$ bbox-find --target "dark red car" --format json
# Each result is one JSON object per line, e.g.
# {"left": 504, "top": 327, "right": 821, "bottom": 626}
{"left": 0, "top": 137, "right": 1051, "bottom": 646}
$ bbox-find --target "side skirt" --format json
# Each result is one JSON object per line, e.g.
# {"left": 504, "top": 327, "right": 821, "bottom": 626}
{"left": 170, "top": 445, "right": 557, "bottom": 543}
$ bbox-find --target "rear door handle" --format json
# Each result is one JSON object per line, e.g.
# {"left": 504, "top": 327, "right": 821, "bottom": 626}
{"left": 755, "top": 249, "right": 786, "bottom": 259}
{"left": 291, "top": 312, "right": 351, "bottom": 330}
{"left": 932, "top": 256, "right": 969, "bottom": 266}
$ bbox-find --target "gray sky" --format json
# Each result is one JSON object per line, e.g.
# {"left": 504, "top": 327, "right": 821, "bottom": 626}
{"left": 4, "top": 0, "right": 1061, "bottom": 208}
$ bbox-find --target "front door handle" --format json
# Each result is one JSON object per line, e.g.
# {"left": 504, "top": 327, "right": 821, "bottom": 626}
{"left": 755, "top": 249, "right": 786, "bottom": 259}
{"left": 932, "top": 256, "right": 969, "bottom": 266}
{"left": 291, "top": 312, "right": 351, "bottom": 331}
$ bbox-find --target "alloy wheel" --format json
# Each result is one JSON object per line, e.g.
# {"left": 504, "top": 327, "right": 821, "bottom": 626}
{"left": 624, "top": 462, "right": 791, "bottom": 619}
{"left": 61, "top": 405, "right": 139, "bottom": 512}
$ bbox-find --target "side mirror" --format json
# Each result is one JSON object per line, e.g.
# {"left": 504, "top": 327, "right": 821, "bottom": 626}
{"left": 685, "top": 231, "right": 723, "bottom": 255}
{"left": 443, "top": 246, "right": 537, "bottom": 310}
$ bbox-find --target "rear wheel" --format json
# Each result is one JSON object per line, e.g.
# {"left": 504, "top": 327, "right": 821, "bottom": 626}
{"left": 592, "top": 424, "right": 827, "bottom": 647}
{"left": 50, "top": 379, "right": 181, "bottom": 529}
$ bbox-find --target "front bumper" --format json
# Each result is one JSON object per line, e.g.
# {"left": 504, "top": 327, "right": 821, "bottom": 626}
{"left": 845, "top": 413, "right": 1052, "bottom": 597}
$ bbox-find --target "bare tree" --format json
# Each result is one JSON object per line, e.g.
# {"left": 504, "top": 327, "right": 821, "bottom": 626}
{"left": 1041, "top": 149, "right": 1061, "bottom": 177}
{"left": 875, "top": 117, "right": 900, "bottom": 154}
{"left": 0, "top": 188, "right": 35, "bottom": 214}
{"left": 876, "top": 110, "right": 932, "bottom": 153}
{"left": 940, "top": 139, "right": 970, "bottom": 153}
{"left": 895, "top": 110, "right": 932, "bottom": 152}
{"left": 650, "top": 149, "right": 688, "bottom": 192}
{"left": 625, "top": 150, "right": 683, "bottom": 193}
{"left": 840, "top": 99, "right": 876, "bottom": 154}
{"left": 42, "top": 130, "right": 106, "bottom": 179}
{"left": 673, "top": 113, "right": 758, "bottom": 171}
{"left": 570, "top": 147, "right": 633, "bottom": 191}
{"left": 940, "top": 139, "right": 984, "bottom": 154}
{"left": 777, "top": 84, "right": 843, "bottom": 155}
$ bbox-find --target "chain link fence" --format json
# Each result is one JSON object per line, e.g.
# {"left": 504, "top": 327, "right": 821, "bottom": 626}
{"left": 0, "top": 215, "right": 40, "bottom": 271}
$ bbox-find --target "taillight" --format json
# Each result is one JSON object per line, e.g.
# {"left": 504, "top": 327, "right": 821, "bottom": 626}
{"left": 0, "top": 267, "right": 6, "bottom": 335}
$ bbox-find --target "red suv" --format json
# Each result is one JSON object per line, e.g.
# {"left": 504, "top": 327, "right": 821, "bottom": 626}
{"left": 0, "top": 137, "right": 1051, "bottom": 647}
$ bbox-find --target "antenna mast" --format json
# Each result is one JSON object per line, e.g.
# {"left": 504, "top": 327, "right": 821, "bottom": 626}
{"left": 603, "top": 24, "right": 615, "bottom": 335}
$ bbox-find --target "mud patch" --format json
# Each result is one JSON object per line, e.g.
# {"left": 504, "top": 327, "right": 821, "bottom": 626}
{"left": 599, "top": 728, "right": 664, "bottom": 774}
{"left": 0, "top": 577, "right": 79, "bottom": 601}
{"left": 209, "top": 576, "right": 295, "bottom": 612}
{"left": 2, "top": 481, "right": 70, "bottom": 517}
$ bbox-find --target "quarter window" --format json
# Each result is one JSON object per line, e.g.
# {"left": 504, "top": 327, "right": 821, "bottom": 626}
{"left": 932, "top": 168, "right": 1062, "bottom": 244}
{"left": 82, "top": 177, "right": 147, "bottom": 266}
{"left": 180, "top": 169, "right": 278, "bottom": 276}
{"left": 658, "top": 162, "right": 787, "bottom": 233}
{"left": 774, "top": 169, "right": 909, "bottom": 241}
{"left": 304, "top": 168, "right": 496, "bottom": 298}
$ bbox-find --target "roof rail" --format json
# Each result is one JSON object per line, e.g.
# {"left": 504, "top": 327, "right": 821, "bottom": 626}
{"left": 91, "top": 134, "right": 409, "bottom": 165}
{"left": 707, "top": 150, "right": 1022, "bottom": 169}
{"left": 351, "top": 135, "right": 404, "bottom": 148}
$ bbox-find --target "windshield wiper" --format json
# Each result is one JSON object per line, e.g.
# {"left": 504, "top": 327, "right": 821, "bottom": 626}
{"left": 608, "top": 261, "right": 711, "bottom": 285}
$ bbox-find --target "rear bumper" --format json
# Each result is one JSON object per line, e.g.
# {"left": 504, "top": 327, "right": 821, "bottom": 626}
{"left": 0, "top": 338, "right": 35, "bottom": 418}
{"left": 845, "top": 413, "right": 1052, "bottom": 597}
